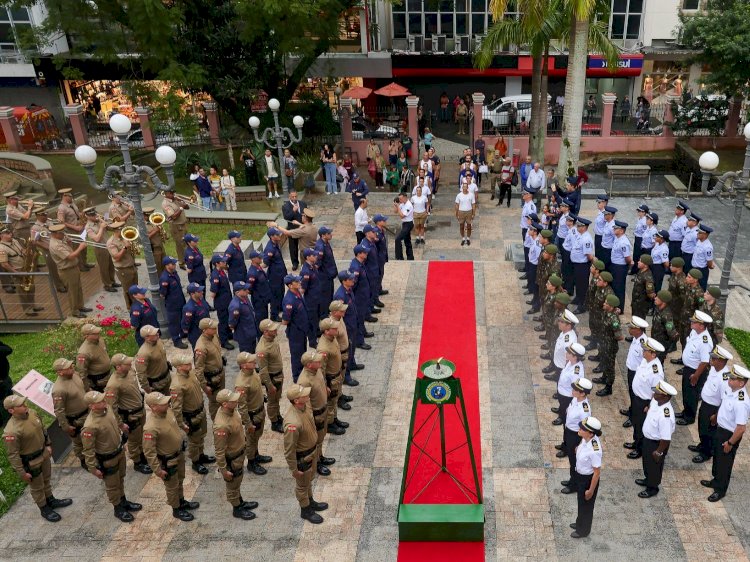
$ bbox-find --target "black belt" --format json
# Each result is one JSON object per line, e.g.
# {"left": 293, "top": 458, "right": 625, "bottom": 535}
{"left": 20, "top": 448, "right": 45, "bottom": 463}
{"left": 183, "top": 406, "right": 204, "bottom": 418}
{"left": 296, "top": 446, "right": 316, "bottom": 460}
{"left": 312, "top": 406, "right": 326, "bottom": 417}
{"left": 118, "top": 404, "right": 144, "bottom": 416}
{"left": 96, "top": 445, "right": 123, "bottom": 462}
{"left": 269, "top": 371, "right": 283, "bottom": 379}
{"left": 325, "top": 372, "right": 338, "bottom": 381}
{"left": 89, "top": 370, "right": 110, "bottom": 382}
{"left": 248, "top": 405, "right": 265, "bottom": 417}
{"left": 147, "top": 368, "right": 171, "bottom": 384}
{"left": 157, "top": 450, "right": 182, "bottom": 463}
{"left": 66, "top": 409, "right": 88, "bottom": 424}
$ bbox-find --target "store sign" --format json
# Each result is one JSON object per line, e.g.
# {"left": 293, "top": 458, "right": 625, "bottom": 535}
{"left": 588, "top": 56, "right": 644, "bottom": 70}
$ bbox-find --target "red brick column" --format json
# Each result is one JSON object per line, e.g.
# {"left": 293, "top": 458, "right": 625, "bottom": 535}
{"left": 472, "top": 92, "right": 485, "bottom": 147}
{"left": 340, "top": 97, "right": 354, "bottom": 155}
{"left": 203, "top": 101, "right": 221, "bottom": 146}
{"left": 406, "top": 96, "right": 419, "bottom": 164}
{"left": 135, "top": 106, "right": 156, "bottom": 149}
{"left": 600, "top": 93, "right": 616, "bottom": 137}
{"left": 0, "top": 106, "right": 22, "bottom": 151}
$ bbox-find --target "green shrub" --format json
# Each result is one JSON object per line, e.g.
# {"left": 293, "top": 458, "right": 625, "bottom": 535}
{"left": 726, "top": 328, "right": 750, "bottom": 367}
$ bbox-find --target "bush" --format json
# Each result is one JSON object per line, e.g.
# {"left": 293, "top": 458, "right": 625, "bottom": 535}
{"left": 726, "top": 328, "right": 750, "bottom": 367}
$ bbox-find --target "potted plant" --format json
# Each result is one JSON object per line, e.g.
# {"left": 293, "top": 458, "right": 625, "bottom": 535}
{"left": 295, "top": 152, "right": 323, "bottom": 191}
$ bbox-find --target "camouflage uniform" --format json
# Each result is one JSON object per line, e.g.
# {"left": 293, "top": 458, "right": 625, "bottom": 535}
{"left": 601, "top": 309, "right": 623, "bottom": 386}
{"left": 589, "top": 284, "right": 612, "bottom": 351}
{"left": 702, "top": 301, "right": 724, "bottom": 344}
{"left": 538, "top": 259, "right": 561, "bottom": 302}
{"left": 631, "top": 269, "right": 655, "bottom": 319}
{"left": 681, "top": 284, "right": 705, "bottom": 348}
{"left": 668, "top": 271, "right": 687, "bottom": 341}
{"left": 652, "top": 305, "right": 680, "bottom": 362}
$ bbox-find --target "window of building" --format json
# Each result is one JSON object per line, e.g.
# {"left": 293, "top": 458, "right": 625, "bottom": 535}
{"left": 682, "top": 0, "right": 700, "bottom": 8}
{"left": 425, "top": 13, "right": 438, "bottom": 36}
{"left": 395, "top": 0, "right": 493, "bottom": 43}
{"left": 609, "top": 0, "right": 642, "bottom": 41}
{"left": 394, "top": 13, "right": 407, "bottom": 38}
{"left": 0, "top": 6, "right": 32, "bottom": 52}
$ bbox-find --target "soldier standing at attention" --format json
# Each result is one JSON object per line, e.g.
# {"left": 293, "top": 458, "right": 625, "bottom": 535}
{"left": 76, "top": 324, "right": 112, "bottom": 392}
{"left": 263, "top": 227, "right": 288, "bottom": 322}
{"left": 681, "top": 212, "right": 700, "bottom": 271}
{"left": 129, "top": 286, "right": 159, "bottom": 347}
{"left": 161, "top": 188, "right": 189, "bottom": 269}
{"left": 559, "top": 377, "right": 593, "bottom": 488}
{"left": 213, "top": 389, "right": 259, "bottom": 520}
{"left": 248, "top": 250, "right": 272, "bottom": 332}
{"left": 631, "top": 255, "right": 655, "bottom": 320}
{"left": 668, "top": 201, "right": 689, "bottom": 260}
{"left": 703, "top": 286, "right": 725, "bottom": 344}
{"left": 623, "top": 338, "right": 665, "bottom": 461}
{"left": 134, "top": 325, "right": 172, "bottom": 395}
{"left": 690, "top": 345, "right": 732, "bottom": 464}
{"left": 284, "top": 384, "right": 328, "bottom": 524}
{"left": 571, "top": 217, "right": 594, "bottom": 314}
{"left": 169, "top": 353, "right": 214, "bottom": 475}
{"left": 581, "top": 260, "right": 604, "bottom": 351}
{"left": 282, "top": 274, "right": 310, "bottom": 382}
{"left": 160, "top": 256, "right": 189, "bottom": 349}
{"left": 3, "top": 395, "right": 73, "bottom": 521}
{"left": 591, "top": 294, "right": 623, "bottom": 397}
{"left": 181, "top": 282, "right": 210, "bottom": 349}
{"left": 48, "top": 223, "right": 88, "bottom": 317}
{"left": 676, "top": 310, "right": 714, "bottom": 426}
{"left": 692, "top": 224, "right": 715, "bottom": 290}
{"left": 537, "top": 243, "right": 560, "bottom": 304}
{"left": 81, "top": 391, "right": 143, "bottom": 522}
{"left": 256, "top": 319, "right": 285, "bottom": 433}
{"left": 542, "top": 309, "right": 579, "bottom": 378}
{"left": 297, "top": 350, "right": 336, "bottom": 476}
{"left": 194, "top": 318, "right": 226, "bottom": 420}
{"left": 609, "top": 220, "right": 632, "bottom": 306}
{"left": 299, "top": 248, "right": 322, "bottom": 345}
{"left": 667, "top": 257, "right": 687, "bottom": 344}
{"left": 620, "top": 317, "right": 649, "bottom": 430}
{"left": 318, "top": 317, "right": 347, "bottom": 436}
{"left": 314, "top": 226, "right": 338, "bottom": 320}
{"left": 142, "top": 391, "right": 200, "bottom": 521}
{"left": 570, "top": 416, "right": 603, "bottom": 539}
{"left": 329, "top": 300, "right": 355, "bottom": 412}
{"left": 651, "top": 290, "right": 679, "bottom": 363}
{"left": 229, "top": 281, "right": 258, "bottom": 353}
{"left": 183, "top": 234, "right": 207, "bottom": 289}
{"left": 234, "top": 352, "right": 273, "bottom": 475}
{"left": 585, "top": 270, "right": 613, "bottom": 356}
{"left": 636, "top": 381, "right": 677, "bottom": 499}
{"left": 51, "top": 357, "right": 88, "bottom": 469}
{"left": 209, "top": 254, "right": 235, "bottom": 350}
{"left": 224, "top": 230, "right": 248, "bottom": 284}
{"left": 104, "top": 354, "right": 151, "bottom": 474}
{"left": 675, "top": 269, "right": 706, "bottom": 359}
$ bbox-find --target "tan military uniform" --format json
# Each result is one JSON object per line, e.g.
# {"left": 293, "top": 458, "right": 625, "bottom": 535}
{"left": 170, "top": 368, "right": 207, "bottom": 463}
{"left": 134, "top": 339, "right": 171, "bottom": 394}
{"left": 6, "top": 203, "right": 32, "bottom": 240}
{"left": 49, "top": 236, "right": 84, "bottom": 312}
{"left": 235, "top": 367, "right": 266, "bottom": 462}
{"left": 2, "top": 410, "right": 52, "bottom": 507}
{"left": 162, "top": 197, "right": 187, "bottom": 265}
{"left": 107, "top": 235, "right": 138, "bottom": 308}
{"left": 213, "top": 406, "right": 246, "bottom": 507}
{"left": 297, "top": 366, "right": 328, "bottom": 462}
{"left": 76, "top": 339, "right": 112, "bottom": 391}
{"left": 31, "top": 220, "right": 64, "bottom": 291}
{"left": 285, "top": 223, "right": 318, "bottom": 264}
{"left": 81, "top": 407, "right": 126, "bottom": 506}
{"left": 108, "top": 201, "right": 132, "bottom": 223}
{"left": 317, "top": 335, "right": 342, "bottom": 426}
{"left": 283, "top": 403, "right": 318, "bottom": 508}
{"left": 143, "top": 409, "right": 186, "bottom": 508}
{"left": 51, "top": 373, "right": 88, "bottom": 462}
{"left": 0, "top": 237, "right": 35, "bottom": 312}
{"left": 257, "top": 336, "right": 284, "bottom": 423}
{"left": 147, "top": 223, "right": 165, "bottom": 276}
{"left": 194, "top": 334, "right": 225, "bottom": 420}
{"left": 104, "top": 367, "right": 145, "bottom": 462}
{"left": 57, "top": 200, "right": 87, "bottom": 270}
{"left": 86, "top": 220, "right": 115, "bottom": 289}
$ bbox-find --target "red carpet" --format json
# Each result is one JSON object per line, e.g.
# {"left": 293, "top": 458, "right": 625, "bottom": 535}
{"left": 397, "top": 261, "right": 484, "bottom": 562}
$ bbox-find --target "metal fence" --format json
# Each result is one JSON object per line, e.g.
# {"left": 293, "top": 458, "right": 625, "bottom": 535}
{"left": 0, "top": 272, "right": 65, "bottom": 331}
{"left": 349, "top": 107, "right": 407, "bottom": 141}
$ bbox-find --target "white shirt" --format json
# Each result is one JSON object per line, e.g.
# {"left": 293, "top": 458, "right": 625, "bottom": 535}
{"left": 651, "top": 242, "right": 669, "bottom": 265}
{"left": 701, "top": 366, "right": 730, "bottom": 407}
{"left": 610, "top": 234, "right": 632, "bottom": 265}
{"left": 626, "top": 334, "right": 647, "bottom": 371}
{"left": 526, "top": 168, "right": 546, "bottom": 191}
{"left": 642, "top": 398, "right": 676, "bottom": 441}
{"left": 412, "top": 183, "right": 431, "bottom": 197}
{"left": 354, "top": 207, "right": 369, "bottom": 233}
{"left": 681, "top": 329, "right": 713, "bottom": 369}
{"left": 419, "top": 159, "right": 433, "bottom": 174}
{"left": 632, "top": 358, "right": 664, "bottom": 400}
{"left": 554, "top": 330, "right": 577, "bottom": 369}
{"left": 455, "top": 191, "right": 475, "bottom": 212}
{"left": 399, "top": 201, "right": 414, "bottom": 223}
{"left": 571, "top": 231, "right": 594, "bottom": 263}
{"left": 220, "top": 175, "right": 235, "bottom": 190}
{"left": 467, "top": 182, "right": 479, "bottom": 198}
{"left": 521, "top": 201, "right": 537, "bottom": 229}
{"left": 566, "top": 398, "right": 591, "bottom": 432}
{"left": 411, "top": 194, "right": 429, "bottom": 213}
{"left": 558, "top": 361, "right": 584, "bottom": 397}
{"left": 265, "top": 155, "right": 277, "bottom": 177}
{"left": 692, "top": 238, "right": 714, "bottom": 268}
{"left": 717, "top": 386, "right": 750, "bottom": 432}
{"left": 575, "top": 437, "right": 602, "bottom": 475}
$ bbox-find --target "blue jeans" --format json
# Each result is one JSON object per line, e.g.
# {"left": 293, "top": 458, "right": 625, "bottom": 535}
{"left": 284, "top": 172, "right": 295, "bottom": 192}
{"left": 200, "top": 196, "right": 211, "bottom": 210}
{"left": 324, "top": 162, "right": 337, "bottom": 194}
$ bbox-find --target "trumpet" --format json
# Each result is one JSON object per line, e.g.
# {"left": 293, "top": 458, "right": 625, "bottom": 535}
{"left": 122, "top": 226, "right": 142, "bottom": 257}
{"left": 149, "top": 211, "right": 170, "bottom": 242}
{"left": 174, "top": 193, "right": 211, "bottom": 212}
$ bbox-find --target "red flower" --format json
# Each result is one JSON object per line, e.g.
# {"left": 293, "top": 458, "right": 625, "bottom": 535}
{"left": 119, "top": 320, "right": 132, "bottom": 329}
{"left": 106, "top": 330, "right": 115, "bottom": 336}
{"left": 96, "top": 304, "right": 105, "bottom": 311}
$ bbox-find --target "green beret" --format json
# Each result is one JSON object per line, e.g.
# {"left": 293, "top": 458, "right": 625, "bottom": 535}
{"left": 549, "top": 275, "right": 563, "bottom": 287}
{"left": 708, "top": 286, "right": 721, "bottom": 298}
{"left": 545, "top": 244, "right": 558, "bottom": 255}
{"left": 656, "top": 289, "right": 672, "bottom": 303}
{"left": 555, "top": 293, "right": 572, "bottom": 305}
{"left": 671, "top": 257, "right": 684, "bottom": 267}
{"left": 605, "top": 294, "right": 620, "bottom": 308}
{"left": 688, "top": 268, "right": 704, "bottom": 280}
{"left": 593, "top": 260, "right": 606, "bottom": 271}
{"left": 541, "top": 230, "right": 554, "bottom": 239}
{"left": 599, "top": 271, "right": 613, "bottom": 282}
{"left": 639, "top": 254, "right": 653, "bottom": 265}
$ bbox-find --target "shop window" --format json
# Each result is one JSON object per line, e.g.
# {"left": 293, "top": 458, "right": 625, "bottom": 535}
{"left": 394, "top": 13, "right": 407, "bottom": 38}
{"left": 612, "top": 0, "right": 627, "bottom": 11}
{"left": 439, "top": 0, "right": 453, "bottom": 11}
{"left": 456, "top": 13, "right": 467, "bottom": 34}
{"left": 440, "top": 14, "right": 454, "bottom": 36}
{"left": 471, "top": 14, "right": 485, "bottom": 35}
{"left": 409, "top": 14, "right": 422, "bottom": 35}
{"left": 610, "top": 14, "right": 625, "bottom": 39}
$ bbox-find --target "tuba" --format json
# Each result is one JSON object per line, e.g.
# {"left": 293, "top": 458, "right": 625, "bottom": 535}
{"left": 20, "top": 235, "right": 39, "bottom": 292}
{"left": 149, "top": 211, "right": 169, "bottom": 242}
{"left": 122, "top": 226, "right": 142, "bottom": 257}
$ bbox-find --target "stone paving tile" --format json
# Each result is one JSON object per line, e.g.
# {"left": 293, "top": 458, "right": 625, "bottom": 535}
{"left": 356, "top": 467, "right": 401, "bottom": 562}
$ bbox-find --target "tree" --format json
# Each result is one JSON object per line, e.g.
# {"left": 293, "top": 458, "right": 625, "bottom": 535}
{"left": 15, "top": 0, "right": 360, "bottom": 128}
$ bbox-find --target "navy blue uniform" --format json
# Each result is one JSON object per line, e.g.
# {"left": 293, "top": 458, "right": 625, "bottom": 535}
{"left": 334, "top": 284, "right": 357, "bottom": 382}
{"left": 361, "top": 238, "right": 381, "bottom": 308}
{"left": 224, "top": 243, "right": 247, "bottom": 284}
{"left": 282, "top": 289, "right": 309, "bottom": 382}
{"left": 346, "top": 179, "right": 369, "bottom": 210}
{"left": 184, "top": 246, "right": 206, "bottom": 287}
{"left": 209, "top": 268, "right": 233, "bottom": 346}
{"left": 263, "top": 240, "right": 287, "bottom": 320}
{"left": 349, "top": 258, "right": 371, "bottom": 345}
{"left": 300, "top": 261, "right": 320, "bottom": 346}
{"left": 247, "top": 264, "right": 271, "bottom": 332}
{"left": 314, "top": 238, "right": 338, "bottom": 320}
{"left": 228, "top": 295, "right": 257, "bottom": 353}
{"left": 130, "top": 298, "right": 159, "bottom": 347}
{"left": 181, "top": 297, "right": 210, "bottom": 349}
{"left": 159, "top": 269, "right": 186, "bottom": 344}
{"left": 375, "top": 226, "right": 389, "bottom": 285}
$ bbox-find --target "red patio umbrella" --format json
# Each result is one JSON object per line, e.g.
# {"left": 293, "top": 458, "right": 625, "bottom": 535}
{"left": 341, "top": 86, "right": 372, "bottom": 99}
{"left": 373, "top": 82, "right": 411, "bottom": 97}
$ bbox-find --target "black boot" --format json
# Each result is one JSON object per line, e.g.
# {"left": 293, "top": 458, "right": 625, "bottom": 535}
{"left": 256, "top": 453, "right": 272, "bottom": 464}
{"left": 121, "top": 497, "right": 143, "bottom": 511}
{"left": 46, "top": 495, "right": 73, "bottom": 509}
{"left": 197, "top": 453, "right": 216, "bottom": 464}
{"left": 247, "top": 459, "right": 267, "bottom": 475}
{"left": 134, "top": 454, "right": 153, "bottom": 474}
{"left": 337, "top": 396, "right": 352, "bottom": 411}
{"left": 301, "top": 505, "right": 324, "bottom": 524}
{"left": 173, "top": 507, "right": 194, "bottom": 521}
{"left": 319, "top": 455, "right": 336, "bottom": 466}
{"left": 334, "top": 417, "right": 350, "bottom": 428}
{"left": 191, "top": 461, "right": 208, "bottom": 475}
{"left": 309, "top": 497, "right": 329, "bottom": 511}
{"left": 317, "top": 464, "right": 331, "bottom": 476}
{"left": 180, "top": 497, "right": 200, "bottom": 510}
{"left": 596, "top": 385, "right": 613, "bottom": 397}
{"left": 340, "top": 394, "right": 354, "bottom": 402}
{"left": 114, "top": 503, "right": 135, "bottom": 522}
{"left": 233, "top": 505, "right": 256, "bottom": 520}
{"left": 328, "top": 421, "right": 346, "bottom": 435}
{"left": 40, "top": 505, "right": 61, "bottom": 522}
{"left": 239, "top": 495, "right": 259, "bottom": 510}
{"left": 271, "top": 418, "right": 284, "bottom": 433}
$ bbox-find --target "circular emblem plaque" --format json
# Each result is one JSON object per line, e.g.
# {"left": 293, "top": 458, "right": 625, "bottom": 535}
{"left": 425, "top": 381, "right": 452, "bottom": 404}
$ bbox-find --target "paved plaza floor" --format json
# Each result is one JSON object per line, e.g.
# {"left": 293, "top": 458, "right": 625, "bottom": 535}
{"left": 3, "top": 179, "right": 750, "bottom": 561}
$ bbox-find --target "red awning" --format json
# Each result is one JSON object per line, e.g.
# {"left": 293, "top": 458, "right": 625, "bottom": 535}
{"left": 341, "top": 86, "right": 373, "bottom": 99}
{"left": 373, "top": 82, "right": 411, "bottom": 97}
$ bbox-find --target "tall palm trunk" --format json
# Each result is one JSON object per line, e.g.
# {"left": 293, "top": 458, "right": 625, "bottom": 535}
{"left": 557, "top": 16, "right": 589, "bottom": 176}
{"left": 529, "top": 54, "right": 542, "bottom": 159}
{"left": 536, "top": 45, "right": 550, "bottom": 163}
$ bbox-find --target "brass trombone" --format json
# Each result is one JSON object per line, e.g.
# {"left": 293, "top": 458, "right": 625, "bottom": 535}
{"left": 174, "top": 193, "right": 211, "bottom": 212}
{"left": 38, "top": 231, "right": 109, "bottom": 249}
{"left": 122, "top": 225, "right": 143, "bottom": 257}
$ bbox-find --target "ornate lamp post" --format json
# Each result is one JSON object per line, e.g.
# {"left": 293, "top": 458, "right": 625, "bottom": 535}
{"left": 74, "top": 114, "right": 176, "bottom": 339}
{"left": 698, "top": 122, "right": 750, "bottom": 314}
{"left": 248, "top": 98, "right": 305, "bottom": 184}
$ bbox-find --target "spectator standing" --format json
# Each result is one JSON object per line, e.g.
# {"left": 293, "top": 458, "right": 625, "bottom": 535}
{"left": 336, "top": 160, "right": 349, "bottom": 193}
{"left": 194, "top": 168, "right": 213, "bottom": 210}
{"left": 321, "top": 144, "right": 337, "bottom": 195}
{"left": 220, "top": 169, "right": 237, "bottom": 211}
{"left": 393, "top": 193, "right": 414, "bottom": 260}
{"left": 411, "top": 186, "right": 429, "bottom": 245}
{"left": 282, "top": 149, "right": 297, "bottom": 194}
{"left": 455, "top": 100, "right": 468, "bottom": 135}
{"left": 209, "top": 166, "right": 224, "bottom": 211}
{"left": 526, "top": 162, "right": 546, "bottom": 209}
{"left": 423, "top": 128, "right": 434, "bottom": 152}
{"left": 259, "top": 148, "right": 281, "bottom": 199}
{"left": 240, "top": 148, "right": 259, "bottom": 186}
{"left": 439, "top": 92, "right": 450, "bottom": 122}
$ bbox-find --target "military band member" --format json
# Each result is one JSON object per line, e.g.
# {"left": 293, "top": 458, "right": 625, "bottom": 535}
{"left": 194, "top": 317, "right": 226, "bottom": 420}
{"left": 76, "top": 323, "right": 112, "bottom": 391}
{"left": 130, "top": 286, "right": 159, "bottom": 347}
{"left": 4, "top": 192, "right": 33, "bottom": 241}
{"left": 31, "top": 208, "right": 66, "bottom": 292}
{"left": 284, "top": 384, "right": 328, "bottom": 524}
{"left": 318, "top": 317, "right": 347, "bottom": 436}
{"left": 142, "top": 391, "right": 200, "bottom": 521}
{"left": 48, "top": 223, "right": 88, "bottom": 317}
{"left": 160, "top": 256, "right": 188, "bottom": 349}
{"left": 51, "top": 357, "right": 88, "bottom": 468}
{"left": 81, "top": 391, "right": 143, "bottom": 522}
{"left": 235, "top": 352, "right": 273, "bottom": 475}
{"left": 134, "top": 325, "right": 172, "bottom": 395}
{"left": 213, "top": 388, "right": 259, "bottom": 520}
{"left": 104, "top": 354, "right": 151, "bottom": 474}
{"left": 161, "top": 188, "right": 189, "bottom": 269}
{"left": 181, "top": 282, "right": 210, "bottom": 349}
{"left": 0, "top": 228, "right": 40, "bottom": 315}
{"left": 108, "top": 191, "right": 134, "bottom": 223}
{"left": 297, "top": 350, "right": 336, "bottom": 477}
{"left": 143, "top": 207, "right": 165, "bottom": 276}
{"left": 229, "top": 280, "right": 257, "bottom": 353}
{"left": 169, "top": 353, "right": 214, "bottom": 474}
{"left": 3, "top": 395, "right": 73, "bottom": 522}
{"left": 636, "top": 380, "right": 677, "bottom": 499}
{"left": 107, "top": 221, "right": 139, "bottom": 309}
{"left": 690, "top": 345, "right": 732, "bottom": 464}
{"left": 257, "top": 318, "right": 285, "bottom": 433}
{"left": 57, "top": 187, "right": 91, "bottom": 271}
{"left": 83, "top": 207, "right": 117, "bottom": 292}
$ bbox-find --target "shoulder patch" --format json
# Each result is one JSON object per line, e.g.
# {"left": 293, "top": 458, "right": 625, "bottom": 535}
{"left": 286, "top": 425, "right": 297, "bottom": 432}
{"left": 104, "top": 391, "right": 115, "bottom": 399}
{"left": 574, "top": 365, "right": 580, "bottom": 374}
{"left": 77, "top": 355, "right": 86, "bottom": 363}
{"left": 612, "top": 321, "right": 620, "bottom": 328}
{"left": 195, "top": 349, "right": 205, "bottom": 356}
{"left": 664, "top": 407, "right": 671, "bottom": 417}
{"left": 665, "top": 322, "right": 674, "bottom": 330}
{"left": 286, "top": 304, "right": 293, "bottom": 309}
{"left": 53, "top": 395, "right": 63, "bottom": 402}
{"left": 564, "top": 334, "right": 570, "bottom": 342}
{"left": 4, "top": 434, "right": 15, "bottom": 442}
{"left": 215, "top": 429, "right": 227, "bottom": 437}
{"left": 82, "top": 430, "right": 93, "bottom": 439}
{"left": 739, "top": 390, "right": 745, "bottom": 401}
{"left": 143, "top": 433, "right": 154, "bottom": 440}
{"left": 136, "top": 357, "right": 146, "bottom": 364}
{"left": 132, "top": 311, "right": 140, "bottom": 316}
{"left": 592, "top": 440, "right": 600, "bottom": 451}
{"left": 653, "top": 364, "right": 659, "bottom": 373}
{"left": 703, "top": 335, "right": 708, "bottom": 343}
{"left": 582, "top": 402, "right": 590, "bottom": 412}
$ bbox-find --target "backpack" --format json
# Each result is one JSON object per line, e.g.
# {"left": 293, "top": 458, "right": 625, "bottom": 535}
{"left": 511, "top": 168, "right": 519, "bottom": 186}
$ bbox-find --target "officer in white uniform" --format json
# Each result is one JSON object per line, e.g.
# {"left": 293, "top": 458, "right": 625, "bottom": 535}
{"left": 691, "top": 345, "right": 732, "bottom": 463}
{"left": 560, "top": 377, "right": 592, "bottom": 487}
{"left": 624, "top": 338, "right": 665, "bottom": 460}
{"left": 552, "top": 343, "right": 586, "bottom": 427}
{"left": 636, "top": 380, "right": 677, "bottom": 498}
{"left": 680, "top": 212, "right": 700, "bottom": 271}
{"left": 609, "top": 220, "right": 631, "bottom": 306}
{"left": 622, "top": 316, "right": 649, "bottom": 428}
{"left": 668, "top": 200, "right": 689, "bottom": 259}
{"left": 571, "top": 416, "right": 603, "bottom": 538}
{"left": 677, "top": 310, "right": 713, "bottom": 425}
{"left": 691, "top": 223, "right": 715, "bottom": 291}
{"left": 543, "top": 309, "right": 579, "bottom": 376}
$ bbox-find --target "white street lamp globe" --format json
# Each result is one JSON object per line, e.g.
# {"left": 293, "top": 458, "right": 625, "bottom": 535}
{"left": 248, "top": 116, "right": 261, "bottom": 129}
{"left": 155, "top": 145, "right": 177, "bottom": 166}
{"left": 268, "top": 98, "right": 280, "bottom": 111}
{"left": 74, "top": 144, "right": 98, "bottom": 165}
{"left": 744, "top": 122, "right": 750, "bottom": 141}
{"left": 293, "top": 115, "right": 305, "bottom": 128}
{"left": 699, "top": 151, "right": 720, "bottom": 172}
{"left": 109, "top": 113, "right": 132, "bottom": 134}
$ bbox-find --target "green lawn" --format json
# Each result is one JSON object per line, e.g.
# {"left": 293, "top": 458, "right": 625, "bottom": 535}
{"left": 726, "top": 328, "right": 750, "bottom": 368}
{"left": 163, "top": 223, "right": 268, "bottom": 259}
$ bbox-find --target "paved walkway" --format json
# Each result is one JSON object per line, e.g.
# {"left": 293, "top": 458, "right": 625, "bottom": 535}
{"left": 3, "top": 174, "right": 750, "bottom": 561}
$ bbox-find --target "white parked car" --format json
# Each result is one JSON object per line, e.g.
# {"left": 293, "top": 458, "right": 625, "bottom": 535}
{"left": 351, "top": 120, "right": 400, "bottom": 139}
{"left": 482, "top": 94, "right": 552, "bottom": 130}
